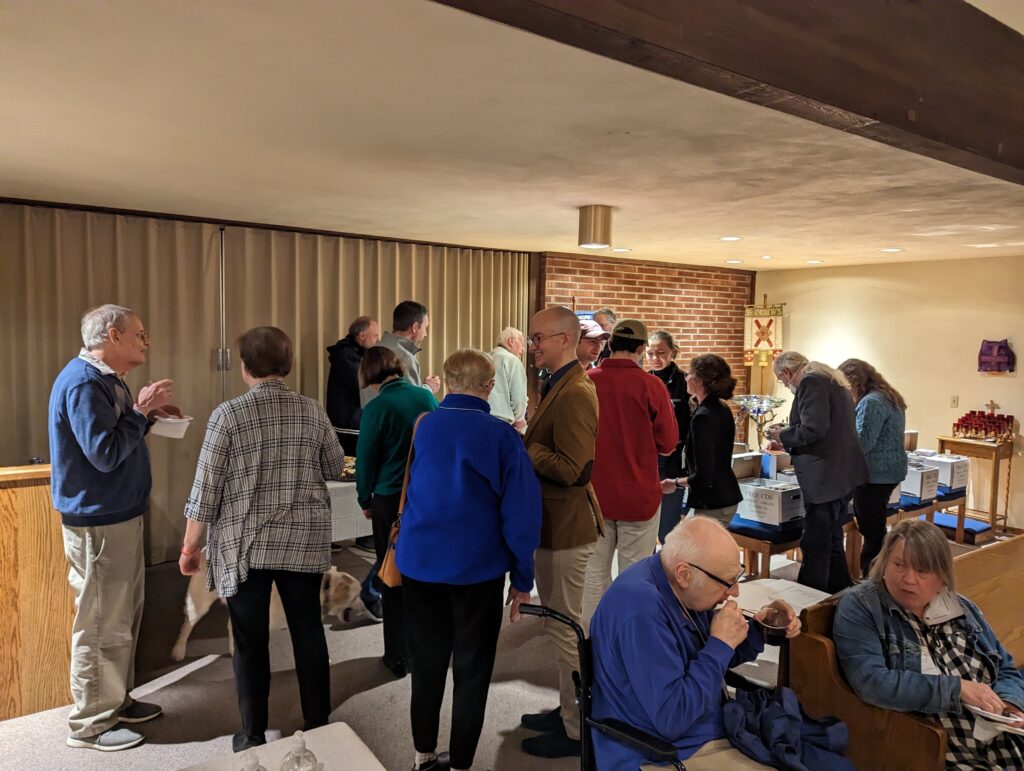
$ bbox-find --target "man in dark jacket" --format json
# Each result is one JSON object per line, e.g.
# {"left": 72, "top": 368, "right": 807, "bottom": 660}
{"left": 767, "top": 351, "right": 869, "bottom": 594}
{"left": 325, "top": 316, "right": 380, "bottom": 456}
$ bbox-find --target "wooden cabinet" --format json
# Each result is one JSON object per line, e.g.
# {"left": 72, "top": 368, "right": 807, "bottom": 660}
{"left": 0, "top": 465, "right": 76, "bottom": 720}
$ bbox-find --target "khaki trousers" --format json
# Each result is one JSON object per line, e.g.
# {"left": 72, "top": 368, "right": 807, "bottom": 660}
{"left": 688, "top": 504, "right": 739, "bottom": 526}
{"left": 582, "top": 513, "right": 660, "bottom": 631}
{"left": 641, "top": 739, "right": 772, "bottom": 770}
{"left": 534, "top": 542, "right": 594, "bottom": 741}
{"left": 62, "top": 516, "right": 146, "bottom": 738}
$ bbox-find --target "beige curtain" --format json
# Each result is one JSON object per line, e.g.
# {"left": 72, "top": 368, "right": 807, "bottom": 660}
{"left": 1, "top": 203, "right": 531, "bottom": 563}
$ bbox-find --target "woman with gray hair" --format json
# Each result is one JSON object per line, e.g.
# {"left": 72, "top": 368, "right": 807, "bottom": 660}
{"left": 397, "top": 348, "right": 542, "bottom": 771}
{"left": 764, "top": 351, "right": 868, "bottom": 593}
{"left": 834, "top": 519, "right": 1024, "bottom": 767}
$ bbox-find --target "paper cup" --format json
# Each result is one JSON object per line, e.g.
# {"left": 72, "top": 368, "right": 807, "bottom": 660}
{"left": 150, "top": 416, "right": 193, "bottom": 439}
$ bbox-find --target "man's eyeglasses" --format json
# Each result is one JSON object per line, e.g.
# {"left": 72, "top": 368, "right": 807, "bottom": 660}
{"left": 689, "top": 562, "right": 745, "bottom": 590}
{"left": 528, "top": 331, "right": 567, "bottom": 347}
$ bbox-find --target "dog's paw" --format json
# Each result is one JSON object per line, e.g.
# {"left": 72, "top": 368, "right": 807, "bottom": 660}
{"left": 170, "top": 645, "right": 186, "bottom": 662}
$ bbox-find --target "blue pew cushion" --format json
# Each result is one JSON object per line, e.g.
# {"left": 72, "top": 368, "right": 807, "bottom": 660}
{"left": 924, "top": 512, "right": 991, "bottom": 534}
{"left": 936, "top": 488, "right": 967, "bottom": 502}
{"left": 728, "top": 514, "right": 803, "bottom": 544}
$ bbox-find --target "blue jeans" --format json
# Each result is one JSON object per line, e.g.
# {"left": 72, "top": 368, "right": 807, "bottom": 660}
{"left": 657, "top": 456, "right": 687, "bottom": 543}
{"left": 360, "top": 559, "right": 382, "bottom": 605}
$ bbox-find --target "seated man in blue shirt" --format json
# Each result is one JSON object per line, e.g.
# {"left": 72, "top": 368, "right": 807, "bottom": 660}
{"left": 590, "top": 516, "right": 802, "bottom": 770}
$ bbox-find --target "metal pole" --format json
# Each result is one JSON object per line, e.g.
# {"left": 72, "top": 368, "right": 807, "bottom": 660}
{"left": 219, "top": 226, "right": 227, "bottom": 400}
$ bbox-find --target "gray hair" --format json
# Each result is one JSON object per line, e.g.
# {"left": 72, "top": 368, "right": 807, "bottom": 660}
{"left": 869, "top": 518, "right": 955, "bottom": 591}
{"left": 497, "top": 326, "right": 524, "bottom": 347}
{"left": 81, "top": 304, "right": 135, "bottom": 349}
{"left": 660, "top": 516, "right": 730, "bottom": 588}
{"left": 773, "top": 350, "right": 849, "bottom": 389}
{"left": 595, "top": 308, "right": 617, "bottom": 323}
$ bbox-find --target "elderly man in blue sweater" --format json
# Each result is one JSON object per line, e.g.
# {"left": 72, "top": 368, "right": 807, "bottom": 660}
{"left": 48, "top": 304, "right": 179, "bottom": 752}
{"left": 590, "top": 517, "right": 801, "bottom": 770}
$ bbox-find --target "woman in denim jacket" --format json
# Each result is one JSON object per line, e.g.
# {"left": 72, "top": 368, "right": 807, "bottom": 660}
{"left": 834, "top": 519, "right": 1024, "bottom": 767}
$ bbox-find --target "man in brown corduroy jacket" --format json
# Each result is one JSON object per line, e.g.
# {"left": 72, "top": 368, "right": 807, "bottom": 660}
{"left": 520, "top": 306, "right": 604, "bottom": 760}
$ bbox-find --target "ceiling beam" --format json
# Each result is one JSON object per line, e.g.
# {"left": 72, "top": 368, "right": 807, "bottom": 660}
{"left": 434, "top": 0, "right": 1024, "bottom": 185}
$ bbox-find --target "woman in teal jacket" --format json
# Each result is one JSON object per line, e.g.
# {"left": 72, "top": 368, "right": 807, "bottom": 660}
{"left": 355, "top": 346, "right": 437, "bottom": 678}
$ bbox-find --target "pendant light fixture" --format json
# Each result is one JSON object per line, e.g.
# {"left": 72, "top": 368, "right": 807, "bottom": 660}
{"left": 578, "top": 204, "right": 612, "bottom": 249}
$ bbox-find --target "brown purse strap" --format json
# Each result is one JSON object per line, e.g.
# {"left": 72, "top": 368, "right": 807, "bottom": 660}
{"left": 397, "top": 412, "right": 427, "bottom": 516}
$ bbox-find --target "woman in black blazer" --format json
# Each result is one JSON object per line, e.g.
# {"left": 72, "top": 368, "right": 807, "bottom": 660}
{"left": 662, "top": 354, "right": 742, "bottom": 524}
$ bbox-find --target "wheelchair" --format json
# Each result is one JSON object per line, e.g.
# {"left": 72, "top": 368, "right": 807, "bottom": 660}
{"left": 520, "top": 603, "right": 686, "bottom": 771}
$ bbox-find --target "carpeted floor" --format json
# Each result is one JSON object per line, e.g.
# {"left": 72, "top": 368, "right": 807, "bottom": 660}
{"left": 0, "top": 546, "right": 577, "bottom": 771}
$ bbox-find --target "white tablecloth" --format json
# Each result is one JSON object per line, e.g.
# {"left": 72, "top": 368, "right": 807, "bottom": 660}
{"left": 181, "top": 722, "right": 385, "bottom": 770}
{"left": 327, "top": 481, "right": 373, "bottom": 542}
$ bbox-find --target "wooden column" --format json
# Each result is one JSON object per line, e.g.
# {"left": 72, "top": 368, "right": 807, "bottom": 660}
{"left": 0, "top": 465, "right": 76, "bottom": 720}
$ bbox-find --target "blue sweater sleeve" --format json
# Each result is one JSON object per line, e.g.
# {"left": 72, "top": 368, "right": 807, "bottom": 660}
{"left": 499, "top": 433, "right": 542, "bottom": 591}
{"left": 66, "top": 382, "right": 149, "bottom": 473}
{"left": 617, "top": 614, "right": 736, "bottom": 742}
{"left": 855, "top": 395, "right": 885, "bottom": 455}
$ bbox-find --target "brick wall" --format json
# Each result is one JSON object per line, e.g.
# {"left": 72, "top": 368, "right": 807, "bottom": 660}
{"left": 540, "top": 251, "right": 756, "bottom": 399}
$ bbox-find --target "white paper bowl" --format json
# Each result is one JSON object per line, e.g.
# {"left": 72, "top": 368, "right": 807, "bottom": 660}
{"left": 150, "top": 416, "right": 193, "bottom": 439}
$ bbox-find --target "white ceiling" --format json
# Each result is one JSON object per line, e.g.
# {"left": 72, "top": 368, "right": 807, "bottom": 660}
{"left": 1, "top": 0, "right": 1022, "bottom": 271}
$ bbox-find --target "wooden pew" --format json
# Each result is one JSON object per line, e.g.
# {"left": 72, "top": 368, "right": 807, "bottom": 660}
{"left": 790, "top": 534, "right": 1024, "bottom": 771}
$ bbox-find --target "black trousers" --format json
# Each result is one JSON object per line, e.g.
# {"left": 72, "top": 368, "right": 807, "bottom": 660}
{"left": 798, "top": 498, "right": 852, "bottom": 594}
{"left": 371, "top": 492, "right": 406, "bottom": 663}
{"left": 853, "top": 482, "right": 899, "bottom": 575}
{"left": 403, "top": 575, "right": 504, "bottom": 770}
{"left": 225, "top": 569, "right": 330, "bottom": 740}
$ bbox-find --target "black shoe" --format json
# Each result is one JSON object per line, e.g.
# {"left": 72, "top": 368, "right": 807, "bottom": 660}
{"left": 117, "top": 700, "right": 163, "bottom": 724}
{"left": 382, "top": 655, "right": 408, "bottom": 679}
{"left": 520, "top": 706, "right": 562, "bottom": 733}
{"left": 353, "top": 535, "right": 376, "bottom": 552}
{"left": 363, "top": 597, "right": 384, "bottom": 622}
{"left": 232, "top": 732, "right": 266, "bottom": 753}
{"left": 411, "top": 751, "right": 450, "bottom": 770}
{"left": 521, "top": 723, "right": 581, "bottom": 759}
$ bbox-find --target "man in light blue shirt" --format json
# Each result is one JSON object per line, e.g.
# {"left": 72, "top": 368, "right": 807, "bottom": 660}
{"left": 488, "top": 326, "right": 528, "bottom": 430}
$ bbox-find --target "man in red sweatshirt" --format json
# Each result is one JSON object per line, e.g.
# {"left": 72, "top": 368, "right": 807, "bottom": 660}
{"left": 583, "top": 318, "right": 678, "bottom": 626}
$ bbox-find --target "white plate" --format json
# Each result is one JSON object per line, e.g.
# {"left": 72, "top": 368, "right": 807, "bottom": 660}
{"left": 150, "top": 415, "right": 193, "bottom": 439}
{"left": 966, "top": 704, "right": 1024, "bottom": 725}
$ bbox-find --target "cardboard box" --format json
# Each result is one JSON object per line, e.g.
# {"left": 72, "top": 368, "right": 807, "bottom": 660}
{"left": 760, "top": 451, "right": 792, "bottom": 479}
{"left": 904, "top": 430, "right": 919, "bottom": 451}
{"left": 737, "top": 478, "right": 804, "bottom": 526}
{"left": 733, "top": 442, "right": 750, "bottom": 454}
{"left": 915, "top": 453, "right": 969, "bottom": 491}
{"left": 900, "top": 463, "right": 939, "bottom": 504}
{"left": 732, "top": 452, "right": 763, "bottom": 480}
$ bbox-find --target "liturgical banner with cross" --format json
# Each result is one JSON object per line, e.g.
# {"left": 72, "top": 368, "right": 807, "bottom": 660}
{"left": 744, "top": 303, "right": 785, "bottom": 367}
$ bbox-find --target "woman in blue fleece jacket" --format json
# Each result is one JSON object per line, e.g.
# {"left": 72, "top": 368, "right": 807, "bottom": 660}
{"left": 397, "top": 349, "right": 542, "bottom": 771}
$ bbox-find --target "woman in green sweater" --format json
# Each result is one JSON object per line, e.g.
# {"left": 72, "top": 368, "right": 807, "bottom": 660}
{"left": 356, "top": 346, "right": 438, "bottom": 678}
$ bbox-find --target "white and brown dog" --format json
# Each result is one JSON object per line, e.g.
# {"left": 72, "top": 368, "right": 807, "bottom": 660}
{"left": 171, "top": 554, "right": 364, "bottom": 662}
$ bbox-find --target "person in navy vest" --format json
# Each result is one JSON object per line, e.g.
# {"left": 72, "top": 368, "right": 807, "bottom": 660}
{"left": 48, "top": 304, "right": 180, "bottom": 752}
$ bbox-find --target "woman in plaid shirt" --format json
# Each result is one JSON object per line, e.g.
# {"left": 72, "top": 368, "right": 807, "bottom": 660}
{"left": 179, "top": 326, "right": 344, "bottom": 754}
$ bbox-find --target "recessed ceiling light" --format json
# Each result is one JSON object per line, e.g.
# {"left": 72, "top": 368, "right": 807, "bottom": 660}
{"left": 580, "top": 243, "right": 609, "bottom": 249}
{"left": 611, "top": 247, "right": 632, "bottom": 253}
{"left": 879, "top": 247, "right": 904, "bottom": 253}
{"left": 760, "top": 255, "right": 773, "bottom": 260}
{"left": 720, "top": 235, "right": 743, "bottom": 242}
{"left": 724, "top": 259, "right": 744, "bottom": 264}
{"left": 967, "top": 243, "right": 1000, "bottom": 248}
{"left": 806, "top": 260, "right": 825, "bottom": 265}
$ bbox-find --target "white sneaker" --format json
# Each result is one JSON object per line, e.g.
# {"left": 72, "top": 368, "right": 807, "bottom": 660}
{"left": 66, "top": 725, "right": 145, "bottom": 752}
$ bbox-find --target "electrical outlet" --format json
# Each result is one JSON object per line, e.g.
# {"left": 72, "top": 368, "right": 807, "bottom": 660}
{"left": 950, "top": 394, "right": 959, "bottom": 408}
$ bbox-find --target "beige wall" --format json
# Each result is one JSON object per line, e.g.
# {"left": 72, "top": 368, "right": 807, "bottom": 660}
{"left": 756, "top": 255, "right": 1023, "bottom": 528}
